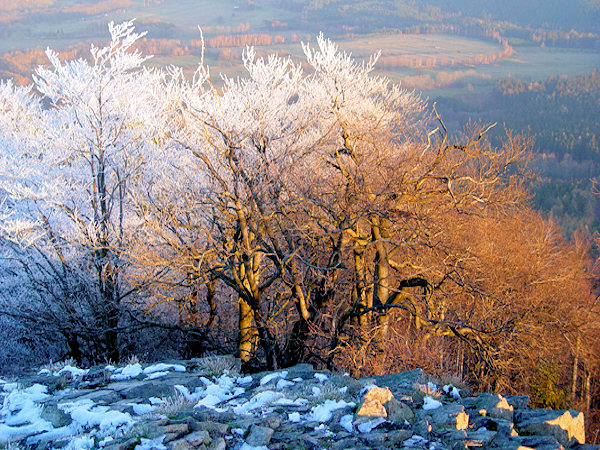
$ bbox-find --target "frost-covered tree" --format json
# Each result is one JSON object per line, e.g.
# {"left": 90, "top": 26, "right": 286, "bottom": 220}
{"left": 0, "top": 21, "right": 164, "bottom": 363}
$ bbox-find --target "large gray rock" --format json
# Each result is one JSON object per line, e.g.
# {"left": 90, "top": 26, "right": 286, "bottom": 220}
{"left": 385, "top": 397, "right": 415, "bottom": 423}
{"left": 246, "top": 425, "right": 274, "bottom": 447}
{"left": 371, "top": 369, "right": 426, "bottom": 397}
{"left": 40, "top": 403, "right": 72, "bottom": 428}
{"left": 491, "top": 435, "right": 565, "bottom": 450}
{"left": 429, "top": 403, "right": 469, "bottom": 430}
{"left": 463, "top": 393, "right": 514, "bottom": 421}
{"left": 516, "top": 409, "right": 585, "bottom": 447}
{"left": 504, "top": 395, "right": 530, "bottom": 410}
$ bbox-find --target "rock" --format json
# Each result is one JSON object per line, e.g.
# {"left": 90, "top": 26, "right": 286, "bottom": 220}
{"left": 185, "top": 430, "right": 210, "bottom": 446}
{"left": 161, "top": 423, "right": 190, "bottom": 443}
{"left": 331, "top": 438, "right": 362, "bottom": 450}
{"left": 209, "top": 437, "right": 227, "bottom": 450}
{"left": 467, "top": 427, "right": 498, "bottom": 445}
{"left": 246, "top": 425, "right": 274, "bottom": 446}
{"left": 356, "top": 398, "right": 387, "bottom": 417}
{"left": 463, "top": 393, "right": 514, "bottom": 421}
{"left": 473, "top": 417, "right": 518, "bottom": 436}
{"left": 194, "top": 421, "right": 230, "bottom": 436}
{"left": 105, "top": 437, "right": 152, "bottom": 450}
{"left": 387, "top": 429, "right": 413, "bottom": 445}
{"left": 170, "top": 439, "right": 193, "bottom": 450}
{"left": 505, "top": 395, "right": 530, "bottom": 410}
{"left": 516, "top": 409, "right": 585, "bottom": 447}
{"left": 361, "top": 431, "right": 387, "bottom": 446}
{"left": 40, "top": 403, "right": 72, "bottom": 428}
{"left": 364, "top": 386, "right": 394, "bottom": 404}
{"left": 493, "top": 435, "right": 565, "bottom": 450}
{"left": 0, "top": 359, "right": 590, "bottom": 450}
{"left": 285, "top": 363, "right": 315, "bottom": 380}
{"left": 430, "top": 403, "right": 469, "bottom": 430}
{"left": 119, "top": 380, "right": 180, "bottom": 399}
{"left": 371, "top": 369, "right": 426, "bottom": 397}
{"left": 385, "top": 397, "right": 415, "bottom": 423}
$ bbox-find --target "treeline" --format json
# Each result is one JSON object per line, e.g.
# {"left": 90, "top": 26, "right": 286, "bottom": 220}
{"left": 192, "top": 33, "right": 287, "bottom": 49}
{"left": 0, "top": 0, "right": 132, "bottom": 24}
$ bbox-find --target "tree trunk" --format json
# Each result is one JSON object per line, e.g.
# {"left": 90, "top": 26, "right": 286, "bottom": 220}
{"left": 372, "top": 216, "right": 391, "bottom": 340}
{"left": 572, "top": 333, "right": 580, "bottom": 406}
{"left": 238, "top": 297, "right": 258, "bottom": 362}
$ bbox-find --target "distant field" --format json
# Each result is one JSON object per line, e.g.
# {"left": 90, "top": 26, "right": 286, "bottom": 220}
{"left": 145, "top": 34, "right": 600, "bottom": 95}
{"left": 334, "top": 33, "right": 501, "bottom": 61}
{"left": 1, "top": 0, "right": 599, "bottom": 98}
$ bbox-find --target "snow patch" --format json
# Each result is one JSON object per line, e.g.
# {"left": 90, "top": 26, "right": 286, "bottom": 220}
{"left": 236, "top": 375, "right": 253, "bottom": 385}
{"left": 135, "top": 436, "right": 167, "bottom": 449}
{"left": 259, "top": 371, "right": 288, "bottom": 386}
{"left": 423, "top": 395, "right": 443, "bottom": 410}
{"left": 357, "top": 417, "right": 386, "bottom": 433}
{"left": 276, "top": 379, "right": 294, "bottom": 390}
{"left": 111, "top": 363, "right": 143, "bottom": 381}
{"left": 2, "top": 383, "right": 18, "bottom": 393}
{"left": 131, "top": 403, "right": 157, "bottom": 415}
{"left": 443, "top": 384, "right": 461, "bottom": 400}
{"left": 58, "top": 365, "right": 88, "bottom": 378}
{"left": 314, "top": 373, "right": 328, "bottom": 383}
{"left": 404, "top": 435, "right": 429, "bottom": 447}
{"left": 232, "top": 390, "right": 284, "bottom": 414}
{"left": 143, "top": 363, "right": 186, "bottom": 374}
{"left": 145, "top": 371, "right": 169, "bottom": 380}
{"left": 60, "top": 399, "right": 133, "bottom": 433}
{"left": 340, "top": 414, "right": 354, "bottom": 432}
{"left": 307, "top": 399, "right": 355, "bottom": 423}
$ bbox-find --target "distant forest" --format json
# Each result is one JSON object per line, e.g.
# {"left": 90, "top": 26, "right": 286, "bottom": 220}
{"left": 436, "top": 72, "right": 600, "bottom": 234}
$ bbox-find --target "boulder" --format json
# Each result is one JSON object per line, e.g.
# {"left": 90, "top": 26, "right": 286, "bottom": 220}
{"left": 385, "top": 398, "right": 415, "bottom": 423}
{"left": 504, "top": 395, "right": 530, "bottom": 410}
{"left": 515, "top": 409, "right": 585, "bottom": 447}
{"left": 429, "top": 403, "right": 469, "bottom": 430}
{"left": 246, "top": 425, "right": 274, "bottom": 447}
{"left": 40, "top": 403, "right": 72, "bottom": 428}
{"left": 463, "top": 393, "right": 514, "bottom": 421}
{"left": 185, "top": 430, "right": 211, "bottom": 446}
{"left": 371, "top": 369, "right": 426, "bottom": 397}
{"left": 356, "top": 398, "right": 387, "bottom": 417}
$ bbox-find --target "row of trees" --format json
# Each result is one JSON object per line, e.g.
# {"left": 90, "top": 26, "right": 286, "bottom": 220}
{"left": 0, "top": 23, "right": 599, "bottom": 421}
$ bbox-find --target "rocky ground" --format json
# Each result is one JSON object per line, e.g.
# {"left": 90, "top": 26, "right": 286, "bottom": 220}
{"left": 0, "top": 356, "right": 595, "bottom": 449}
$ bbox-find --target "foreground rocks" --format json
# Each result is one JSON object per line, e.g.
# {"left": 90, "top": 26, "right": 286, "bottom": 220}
{"left": 0, "top": 358, "right": 594, "bottom": 449}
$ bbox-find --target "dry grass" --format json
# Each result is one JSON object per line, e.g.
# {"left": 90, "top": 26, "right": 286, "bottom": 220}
{"left": 41, "top": 357, "right": 77, "bottom": 373}
{"left": 198, "top": 355, "right": 240, "bottom": 378}
{"left": 155, "top": 390, "right": 194, "bottom": 418}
